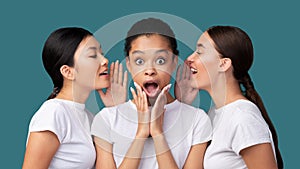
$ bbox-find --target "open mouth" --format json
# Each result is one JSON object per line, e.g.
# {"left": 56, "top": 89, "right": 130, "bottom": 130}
{"left": 190, "top": 67, "right": 198, "bottom": 74}
{"left": 142, "top": 81, "right": 160, "bottom": 97}
{"left": 99, "top": 70, "right": 108, "bottom": 76}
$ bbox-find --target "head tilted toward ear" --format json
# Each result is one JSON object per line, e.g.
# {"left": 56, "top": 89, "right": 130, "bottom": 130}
{"left": 42, "top": 27, "right": 93, "bottom": 99}
{"left": 124, "top": 18, "right": 179, "bottom": 57}
{"left": 207, "top": 26, "right": 283, "bottom": 169}
{"left": 206, "top": 26, "right": 253, "bottom": 81}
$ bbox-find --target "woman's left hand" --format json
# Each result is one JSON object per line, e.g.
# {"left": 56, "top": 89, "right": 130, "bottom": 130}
{"left": 150, "top": 84, "right": 171, "bottom": 137}
{"left": 99, "top": 60, "right": 128, "bottom": 107}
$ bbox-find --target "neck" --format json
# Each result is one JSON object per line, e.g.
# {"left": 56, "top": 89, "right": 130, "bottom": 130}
{"left": 55, "top": 82, "right": 91, "bottom": 104}
{"left": 208, "top": 76, "right": 246, "bottom": 109}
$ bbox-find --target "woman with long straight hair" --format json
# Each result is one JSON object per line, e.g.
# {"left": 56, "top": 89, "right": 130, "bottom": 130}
{"left": 176, "top": 25, "right": 283, "bottom": 169}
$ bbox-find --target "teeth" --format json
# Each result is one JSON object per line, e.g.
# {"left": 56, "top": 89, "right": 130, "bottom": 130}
{"left": 191, "top": 68, "right": 198, "bottom": 73}
{"left": 99, "top": 70, "right": 108, "bottom": 75}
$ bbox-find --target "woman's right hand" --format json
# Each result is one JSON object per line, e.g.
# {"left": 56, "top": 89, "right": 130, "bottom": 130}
{"left": 130, "top": 82, "right": 150, "bottom": 139}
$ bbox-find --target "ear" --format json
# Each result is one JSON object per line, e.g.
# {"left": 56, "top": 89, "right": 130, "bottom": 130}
{"left": 60, "top": 65, "right": 75, "bottom": 80}
{"left": 126, "top": 57, "right": 131, "bottom": 73}
{"left": 218, "top": 58, "right": 232, "bottom": 72}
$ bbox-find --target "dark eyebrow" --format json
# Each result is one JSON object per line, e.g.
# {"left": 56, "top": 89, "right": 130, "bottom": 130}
{"left": 197, "top": 43, "right": 205, "bottom": 48}
{"left": 131, "top": 50, "right": 145, "bottom": 55}
{"left": 155, "top": 49, "right": 169, "bottom": 55}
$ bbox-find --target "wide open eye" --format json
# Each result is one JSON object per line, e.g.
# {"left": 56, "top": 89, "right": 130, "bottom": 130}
{"left": 156, "top": 58, "right": 165, "bottom": 65}
{"left": 135, "top": 58, "right": 144, "bottom": 65}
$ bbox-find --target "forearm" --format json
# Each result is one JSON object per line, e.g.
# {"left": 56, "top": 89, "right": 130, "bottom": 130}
{"left": 118, "top": 137, "right": 146, "bottom": 169}
{"left": 153, "top": 134, "right": 179, "bottom": 169}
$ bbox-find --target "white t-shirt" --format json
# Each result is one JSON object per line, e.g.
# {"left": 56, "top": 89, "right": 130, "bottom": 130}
{"left": 91, "top": 100, "right": 212, "bottom": 169}
{"left": 27, "top": 98, "right": 96, "bottom": 169}
{"left": 204, "top": 99, "right": 276, "bottom": 169}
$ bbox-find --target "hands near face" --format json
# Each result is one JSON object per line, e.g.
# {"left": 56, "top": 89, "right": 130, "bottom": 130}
{"left": 98, "top": 60, "right": 128, "bottom": 107}
{"left": 175, "top": 63, "right": 198, "bottom": 105}
{"left": 130, "top": 83, "right": 171, "bottom": 138}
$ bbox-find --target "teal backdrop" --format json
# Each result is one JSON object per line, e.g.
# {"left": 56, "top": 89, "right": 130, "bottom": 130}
{"left": 0, "top": 0, "right": 298, "bottom": 168}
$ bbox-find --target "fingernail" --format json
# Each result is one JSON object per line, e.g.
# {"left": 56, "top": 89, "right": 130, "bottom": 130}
{"left": 130, "top": 87, "right": 134, "bottom": 91}
{"left": 133, "top": 82, "right": 138, "bottom": 87}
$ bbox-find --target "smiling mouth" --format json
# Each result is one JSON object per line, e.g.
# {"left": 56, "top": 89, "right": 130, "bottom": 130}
{"left": 143, "top": 81, "right": 160, "bottom": 97}
{"left": 190, "top": 67, "right": 198, "bottom": 74}
{"left": 99, "top": 70, "right": 108, "bottom": 76}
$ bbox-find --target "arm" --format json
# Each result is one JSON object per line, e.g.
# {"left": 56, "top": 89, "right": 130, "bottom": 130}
{"left": 240, "top": 143, "right": 278, "bottom": 169}
{"left": 151, "top": 84, "right": 179, "bottom": 169}
{"left": 183, "top": 143, "right": 208, "bottom": 169}
{"left": 22, "top": 131, "right": 60, "bottom": 169}
{"left": 94, "top": 84, "right": 149, "bottom": 169}
{"left": 99, "top": 60, "right": 128, "bottom": 107}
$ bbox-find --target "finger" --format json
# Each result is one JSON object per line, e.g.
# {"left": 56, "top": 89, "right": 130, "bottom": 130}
{"left": 114, "top": 60, "right": 119, "bottom": 83}
{"left": 130, "top": 87, "right": 137, "bottom": 103}
{"left": 118, "top": 63, "right": 123, "bottom": 85}
{"left": 123, "top": 71, "right": 128, "bottom": 88}
{"left": 184, "top": 63, "right": 190, "bottom": 80}
{"left": 176, "top": 64, "right": 182, "bottom": 82}
{"left": 110, "top": 62, "right": 114, "bottom": 83}
{"left": 134, "top": 82, "right": 142, "bottom": 98}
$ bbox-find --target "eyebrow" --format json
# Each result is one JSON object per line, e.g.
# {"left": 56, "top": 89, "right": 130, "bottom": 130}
{"left": 197, "top": 43, "right": 206, "bottom": 48}
{"left": 88, "top": 47, "right": 97, "bottom": 51}
{"left": 131, "top": 49, "right": 170, "bottom": 55}
{"left": 131, "top": 50, "right": 145, "bottom": 55}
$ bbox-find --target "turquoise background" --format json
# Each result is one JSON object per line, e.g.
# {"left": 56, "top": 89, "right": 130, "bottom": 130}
{"left": 1, "top": 0, "right": 298, "bottom": 168}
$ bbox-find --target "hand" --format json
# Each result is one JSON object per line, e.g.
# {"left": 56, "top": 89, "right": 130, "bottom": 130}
{"left": 98, "top": 60, "right": 128, "bottom": 107}
{"left": 150, "top": 84, "right": 171, "bottom": 137}
{"left": 131, "top": 82, "right": 150, "bottom": 139}
{"left": 174, "top": 63, "right": 198, "bottom": 105}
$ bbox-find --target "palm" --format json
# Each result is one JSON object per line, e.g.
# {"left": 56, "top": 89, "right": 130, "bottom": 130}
{"left": 175, "top": 64, "right": 198, "bottom": 105}
{"left": 99, "top": 61, "right": 128, "bottom": 107}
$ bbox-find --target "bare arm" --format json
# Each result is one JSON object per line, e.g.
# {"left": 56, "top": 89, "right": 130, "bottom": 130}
{"left": 183, "top": 143, "right": 208, "bottom": 169}
{"left": 95, "top": 83, "right": 149, "bottom": 169}
{"left": 240, "top": 143, "right": 278, "bottom": 169}
{"left": 151, "top": 84, "right": 179, "bottom": 169}
{"left": 22, "top": 131, "right": 60, "bottom": 169}
{"left": 94, "top": 136, "right": 147, "bottom": 169}
{"left": 153, "top": 134, "right": 179, "bottom": 169}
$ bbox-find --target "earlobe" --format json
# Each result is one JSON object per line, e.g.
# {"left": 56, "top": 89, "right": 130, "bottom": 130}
{"left": 219, "top": 58, "right": 232, "bottom": 72}
{"left": 60, "top": 65, "right": 75, "bottom": 80}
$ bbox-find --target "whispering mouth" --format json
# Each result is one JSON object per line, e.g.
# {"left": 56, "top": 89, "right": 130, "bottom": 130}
{"left": 190, "top": 67, "right": 198, "bottom": 74}
{"left": 99, "top": 70, "right": 108, "bottom": 76}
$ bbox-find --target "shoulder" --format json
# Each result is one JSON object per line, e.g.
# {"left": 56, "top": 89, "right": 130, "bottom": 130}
{"left": 93, "top": 101, "right": 133, "bottom": 123}
{"left": 31, "top": 99, "right": 69, "bottom": 121}
{"left": 229, "top": 100, "right": 266, "bottom": 126}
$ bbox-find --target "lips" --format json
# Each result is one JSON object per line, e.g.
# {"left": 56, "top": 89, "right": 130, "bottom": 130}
{"left": 142, "top": 80, "right": 160, "bottom": 97}
{"left": 190, "top": 67, "right": 198, "bottom": 74}
{"left": 99, "top": 70, "right": 108, "bottom": 76}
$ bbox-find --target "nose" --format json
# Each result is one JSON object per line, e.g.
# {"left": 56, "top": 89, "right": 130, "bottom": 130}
{"left": 186, "top": 52, "right": 195, "bottom": 63}
{"left": 144, "top": 67, "right": 157, "bottom": 76}
{"left": 100, "top": 55, "right": 108, "bottom": 66}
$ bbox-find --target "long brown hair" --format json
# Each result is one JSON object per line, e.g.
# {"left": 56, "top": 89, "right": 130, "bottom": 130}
{"left": 207, "top": 26, "right": 283, "bottom": 168}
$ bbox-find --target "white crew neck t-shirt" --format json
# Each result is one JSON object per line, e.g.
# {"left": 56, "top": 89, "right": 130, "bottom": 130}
{"left": 91, "top": 100, "right": 212, "bottom": 169}
{"left": 27, "top": 98, "right": 96, "bottom": 169}
{"left": 204, "top": 99, "right": 276, "bottom": 169}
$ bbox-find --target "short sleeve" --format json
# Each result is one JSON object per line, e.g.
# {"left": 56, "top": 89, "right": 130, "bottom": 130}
{"left": 192, "top": 109, "right": 212, "bottom": 145}
{"left": 91, "top": 108, "right": 112, "bottom": 144}
{"left": 232, "top": 113, "right": 272, "bottom": 154}
{"left": 29, "top": 101, "right": 68, "bottom": 143}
